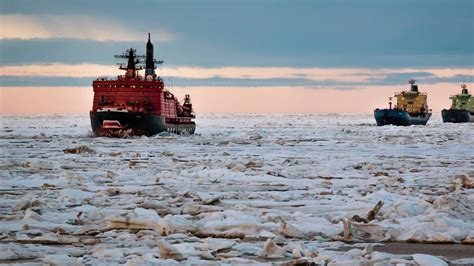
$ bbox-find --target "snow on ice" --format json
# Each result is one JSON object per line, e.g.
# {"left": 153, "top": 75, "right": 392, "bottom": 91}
{"left": 0, "top": 113, "right": 472, "bottom": 264}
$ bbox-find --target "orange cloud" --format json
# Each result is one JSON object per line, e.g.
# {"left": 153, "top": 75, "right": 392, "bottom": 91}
{"left": 0, "top": 64, "right": 471, "bottom": 83}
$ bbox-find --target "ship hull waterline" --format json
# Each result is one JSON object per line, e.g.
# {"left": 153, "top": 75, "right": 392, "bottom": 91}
{"left": 441, "top": 109, "right": 474, "bottom": 123}
{"left": 374, "top": 109, "right": 431, "bottom": 126}
{"left": 90, "top": 111, "right": 196, "bottom": 137}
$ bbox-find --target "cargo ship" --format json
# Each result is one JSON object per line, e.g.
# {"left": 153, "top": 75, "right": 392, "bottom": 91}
{"left": 90, "top": 34, "right": 196, "bottom": 137}
{"left": 374, "top": 79, "right": 431, "bottom": 126}
{"left": 441, "top": 84, "right": 473, "bottom": 123}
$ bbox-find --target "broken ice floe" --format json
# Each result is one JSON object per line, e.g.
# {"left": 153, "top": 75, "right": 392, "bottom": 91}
{"left": 1, "top": 113, "right": 473, "bottom": 264}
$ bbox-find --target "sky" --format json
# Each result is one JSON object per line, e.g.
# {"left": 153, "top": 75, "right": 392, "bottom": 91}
{"left": 0, "top": 0, "right": 473, "bottom": 113}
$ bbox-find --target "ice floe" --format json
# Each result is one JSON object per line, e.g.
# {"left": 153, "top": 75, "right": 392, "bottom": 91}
{"left": 0, "top": 113, "right": 473, "bottom": 264}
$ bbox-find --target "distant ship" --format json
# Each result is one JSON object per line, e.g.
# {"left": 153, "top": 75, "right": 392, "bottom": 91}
{"left": 441, "top": 84, "right": 473, "bottom": 123}
{"left": 90, "top": 34, "right": 196, "bottom": 137}
{"left": 374, "top": 79, "right": 432, "bottom": 126}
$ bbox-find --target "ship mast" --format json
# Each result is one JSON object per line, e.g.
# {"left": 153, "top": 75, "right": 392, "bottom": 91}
{"left": 145, "top": 33, "right": 155, "bottom": 76}
{"left": 144, "top": 33, "right": 164, "bottom": 81}
{"left": 409, "top": 79, "right": 418, "bottom": 93}
{"left": 113, "top": 34, "right": 164, "bottom": 80}
{"left": 114, "top": 48, "right": 143, "bottom": 79}
{"left": 461, "top": 83, "right": 468, "bottom": 95}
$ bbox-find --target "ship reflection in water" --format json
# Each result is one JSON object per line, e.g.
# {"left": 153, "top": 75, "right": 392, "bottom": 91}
{"left": 90, "top": 33, "right": 196, "bottom": 137}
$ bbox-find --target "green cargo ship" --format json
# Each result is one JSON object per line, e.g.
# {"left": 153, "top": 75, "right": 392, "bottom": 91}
{"left": 442, "top": 84, "right": 473, "bottom": 123}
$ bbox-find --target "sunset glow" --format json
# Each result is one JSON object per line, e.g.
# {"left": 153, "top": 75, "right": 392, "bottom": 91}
{"left": 1, "top": 83, "right": 469, "bottom": 114}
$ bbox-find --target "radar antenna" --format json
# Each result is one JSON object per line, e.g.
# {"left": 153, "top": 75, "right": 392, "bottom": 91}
{"left": 408, "top": 79, "right": 419, "bottom": 92}
{"left": 114, "top": 48, "right": 144, "bottom": 71}
{"left": 461, "top": 83, "right": 467, "bottom": 89}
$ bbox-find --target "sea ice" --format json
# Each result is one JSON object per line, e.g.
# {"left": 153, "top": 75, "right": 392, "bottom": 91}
{"left": 0, "top": 113, "right": 472, "bottom": 263}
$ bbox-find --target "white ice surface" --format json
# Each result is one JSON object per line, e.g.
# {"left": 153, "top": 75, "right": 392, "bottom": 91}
{"left": 0, "top": 113, "right": 473, "bottom": 264}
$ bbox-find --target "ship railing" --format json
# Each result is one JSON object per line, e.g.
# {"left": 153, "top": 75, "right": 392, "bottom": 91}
{"left": 97, "top": 75, "right": 163, "bottom": 82}
{"left": 114, "top": 75, "right": 152, "bottom": 81}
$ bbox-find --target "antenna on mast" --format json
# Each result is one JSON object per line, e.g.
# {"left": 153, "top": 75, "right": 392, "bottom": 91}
{"left": 461, "top": 83, "right": 468, "bottom": 94}
{"left": 408, "top": 79, "right": 418, "bottom": 92}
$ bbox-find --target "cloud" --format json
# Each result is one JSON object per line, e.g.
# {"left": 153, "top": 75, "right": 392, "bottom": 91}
{"left": 0, "top": 14, "right": 175, "bottom": 42}
{"left": 161, "top": 67, "right": 473, "bottom": 82}
{"left": 0, "top": 63, "right": 119, "bottom": 77}
{"left": 161, "top": 67, "right": 374, "bottom": 82}
{"left": 0, "top": 64, "right": 471, "bottom": 85}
